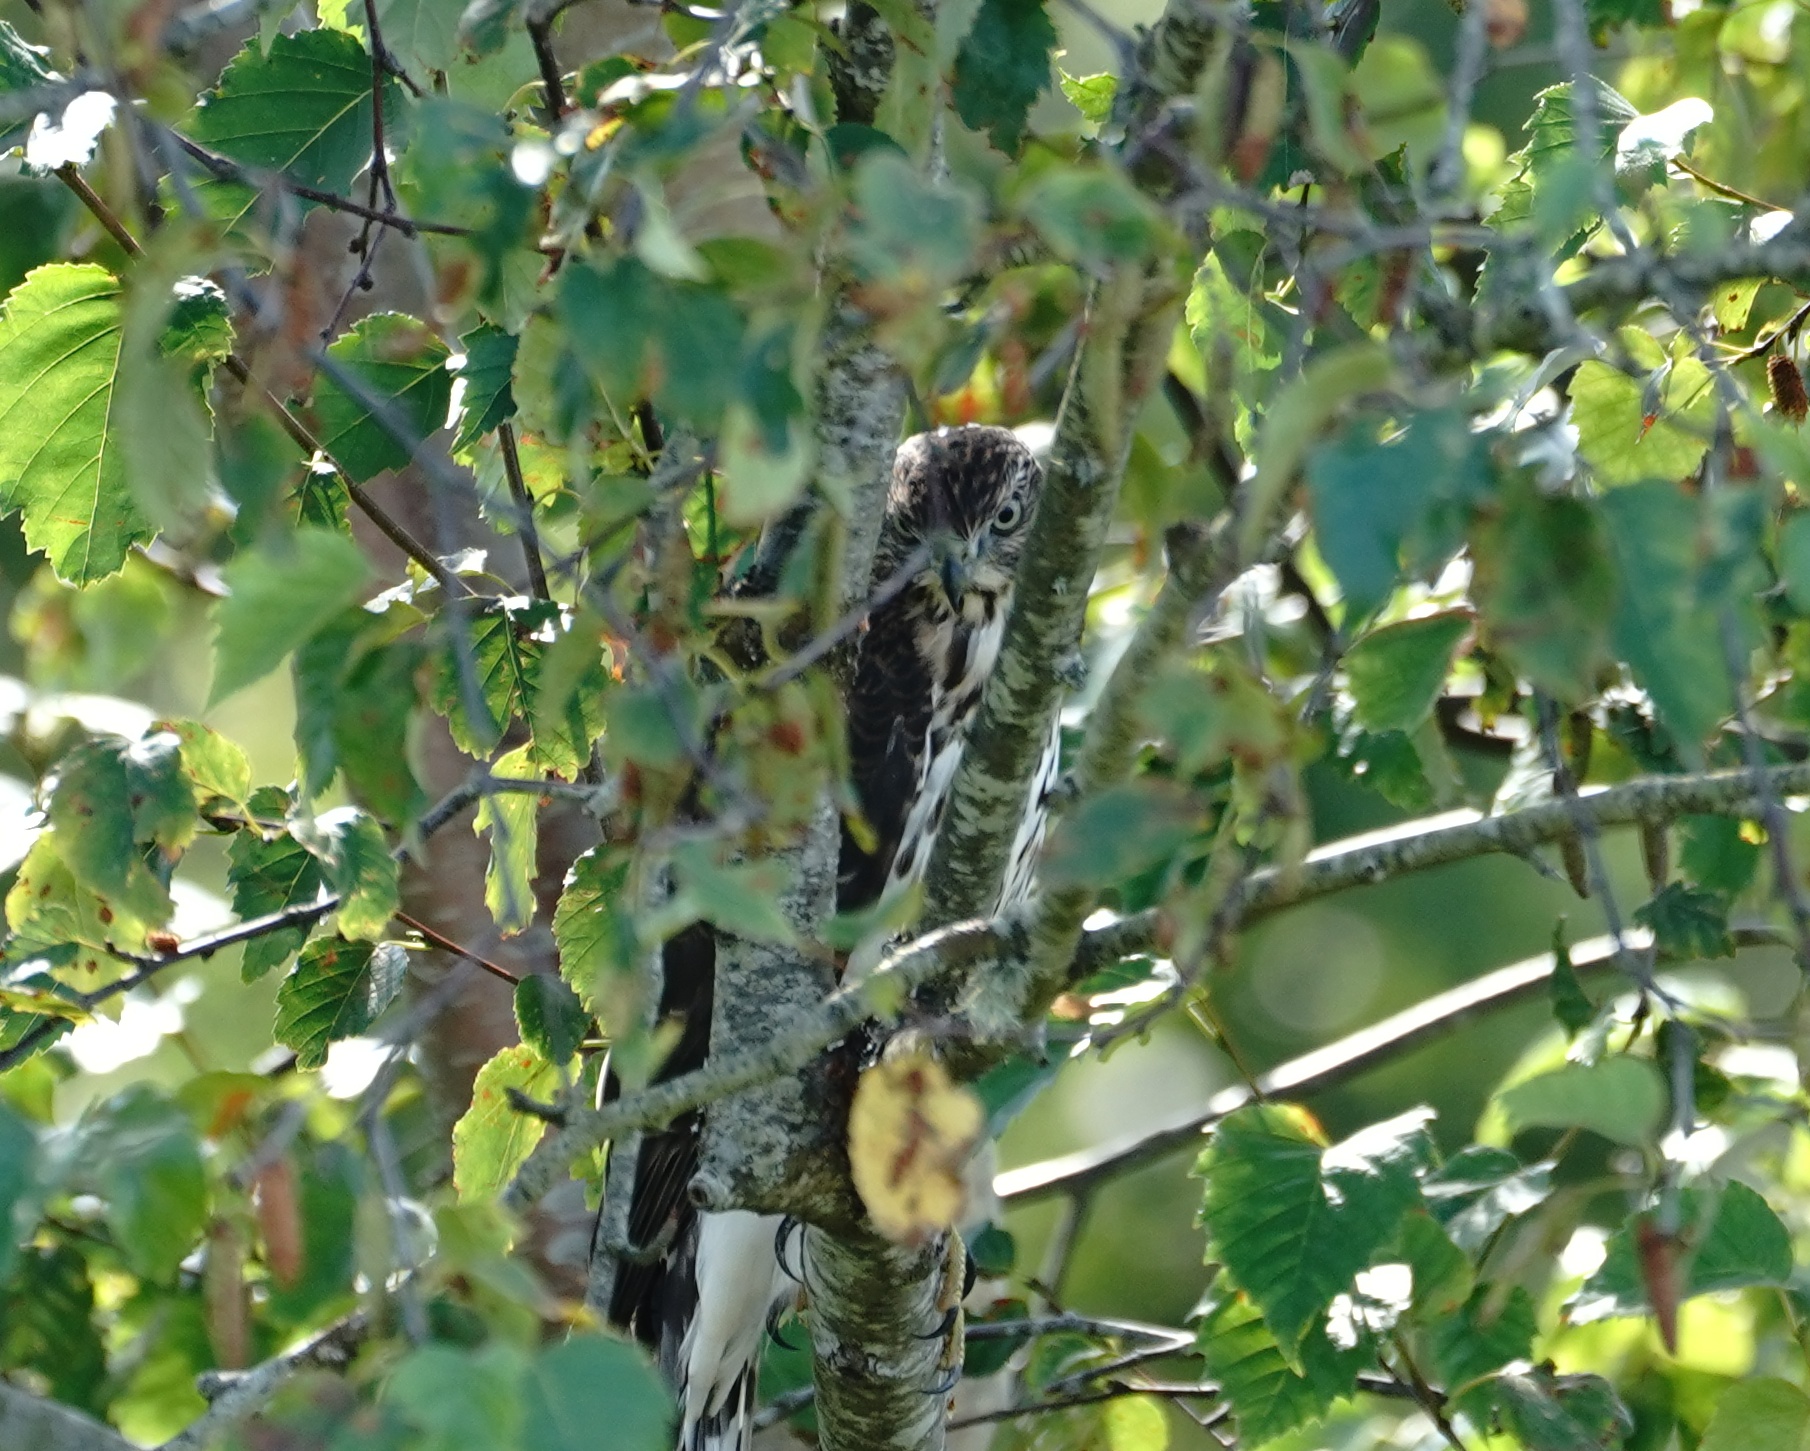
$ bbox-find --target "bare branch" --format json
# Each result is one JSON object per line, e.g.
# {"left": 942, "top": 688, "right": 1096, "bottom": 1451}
{"left": 1069, "top": 761, "right": 1810, "bottom": 983}
{"left": 0, "top": 1382, "right": 134, "bottom": 1451}
{"left": 998, "top": 923, "right": 1785, "bottom": 1206}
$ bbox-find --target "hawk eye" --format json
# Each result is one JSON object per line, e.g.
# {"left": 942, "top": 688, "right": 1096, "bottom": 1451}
{"left": 993, "top": 498, "right": 1024, "bottom": 533}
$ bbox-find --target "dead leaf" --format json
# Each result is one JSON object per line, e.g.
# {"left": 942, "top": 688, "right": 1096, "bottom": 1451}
{"left": 848, "top": 1051, "right": 985, "bottom": 1246}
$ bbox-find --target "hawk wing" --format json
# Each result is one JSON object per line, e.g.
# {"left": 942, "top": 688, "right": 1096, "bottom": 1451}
{"left": 839, "top": 593, "right": 939, "bottom": 913}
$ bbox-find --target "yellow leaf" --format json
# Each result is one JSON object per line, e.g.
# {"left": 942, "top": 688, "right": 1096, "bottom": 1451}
{"left": 848, "top": 1051, "right": 985, "bottom": 1245}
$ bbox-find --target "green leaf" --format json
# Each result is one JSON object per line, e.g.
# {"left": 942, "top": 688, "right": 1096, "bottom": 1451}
{"left": 115, "top": 278, "right": 231, "bottom": 536}
{"left": 1196, "top": 1104, "right": 1433, "bottom": 1353}
{"left": 1549, "top": 924, "right": 1595, "bottom": 1036}
{"left": 0, "top": 1100, "right": 35, "bottom": 1283}
{"left": 1492, "top": 80, "right": 1638, "bottom": 242}
{"left": 188, "top": 29, "right": 402, "bottom": 196}
{"left": 557, "top": 260, "right": 747, "bottom": 428}
{"left": 602, "top": 682, "right": 700, "bottom": 771}
{"left": 122, "top": 731, "right": 199, "bottom": 850}
{"left": 227, "top": 790, "right": 327, "bottom": 981}
{"left": 1058, "top": 69, "right": 1116, "bottom": 125}
{"left": 1185, "top": 245, "right": 1282, "bottom": 413}
{"left": 1634, "top": 881, "right": 1734, "bottom": 959}
{"left": 1492, "top": 1368, "right": 1633, "bottom": 1451}
{"left": 1040, "top": 780, "right": 1197, "bottom": 889}
{"left": 558, "top": 256, "right": 658, "bottom": 405}
{"left": 1019, "top": 165, "right": 1164, "bottom": 268}
{"left": 1307, "top": 409, "right": 1491, "bottom": 616}
{"left": 378, "top": 0, "right": 467, "bottom": 74}
{"left": 452, "top": 1043, "right": 561, "bottom": 1201}
{"left": 310, "top": 313, "right": 454, "bottom": 482}
{"left": 6, "top": 835, "right": 150, "bottom": 969}
{"left": 1427, "top": 1285, "right": 1537, "bottom": 1417}
{"left": 1494, "top": 1057, "right": 1665, "bottom": 1146}
{"left": 0, "top": 263, "right": 152, "bottom": 584}
{"left": 1699, "top": 1379, "right": 1810, "bottom": 1451}
{"left": 0, "top": 22, "right": 57, "bottom": 152}
{"left": 162, "top": 718, "right": 253, "bottom": 811}
{"left": 301, "top": 807, "right": 399, "bottom": 940}
{"left": 0, "top": 1245, "right": 108, "bottom": 1414}
{"left": 671, "top": 844, "right": 797, "bottom": 946}
{"left": 294, "top": 617, "right": 427, "bottom": 821}
{"left": 47, "top": 733, "right": 194, "bottom": 926}
{"left": 275, "top": 935, "right": 409, "bottom": 1069}
{"left": 1194, "top": 1293, "right": 1364, "bottom": 1444}
{"left": 388, "top": 1340, "right": 529, "bottom": 1450}
{"left": 212, "top": 526, "right": 371, "bottom": 704}
{"left": 77, "top": 1085, "right": 207, "bottom": 1283}
{"left": 846, "top": 152, "right": 982, "bottom": 285}
{"left": 514, "top": 974, "right": 588, "bottom": 1065}
{"left": 952, "top": 0, "right": 1057, "bottom": 154}
{"left": 1345, "top": 612, "right": 1470, "bottom": 734}
{"left": 452, "top": 323, "right": 518, "bottom": 451}
{"left": 1571, "top": 1181, "right": 1793, "bottom": 1322}
{"left": 1571, "top": 355, "right": 1715, "bottom": 489}
{"left": 553, "top": 847, "right": 648, "bottom": 1071}
{"left": 476, "top": 747, "right": 538, "bottom": 935}
{"left": 1678, "top": 814, "right": 1759, "bottom": 900}
{"left": 1585, "top": 0, "right": 1665, "bottom": 37}
{"left": 1778, "top": 511, "right": 1810, "bottom": 616}
{"left": 437, "top": 598, "right": 607, "bottom": 777}
{"left": 1471, "top": 481, "right": 1615, "bottom": 701}
{"left": 522, "top": 1336, "right": 674, "bottom": 1451}
{"left": 1599, "top": 481, "right": 1731, "bottom": 761}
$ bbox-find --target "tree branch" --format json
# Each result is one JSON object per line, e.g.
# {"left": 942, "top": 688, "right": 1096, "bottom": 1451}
{"left": 920, "top": 0, "right": 1227, "bottom": 929}
{"left": 0, "top": 1382, "right": 133, "bottom": 1451}
{"left": 503, "top": 918, "right": 1007, "bottom": 1213}
{"left": 961, "top": 519, "right": 1237, "bottom": 1041}
{"left": 159, "top": 1312, "right": 370, "bottom": 1451}
{"left": 998, "top": 923, "right": 1784, "bottom": 1206}
{"left": 0, "top": 769, "right": 524, "bottom": 1073}
{"left": 1068, "top": 761, "right": 1810, "bottom": 983}
{"left": 508, "top": 760, "right": 1810, "bottom": 1211}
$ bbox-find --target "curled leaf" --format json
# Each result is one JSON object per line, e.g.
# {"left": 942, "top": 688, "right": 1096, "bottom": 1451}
{"left": 848, "top": 1051, "right": 984, "bottom": 1245}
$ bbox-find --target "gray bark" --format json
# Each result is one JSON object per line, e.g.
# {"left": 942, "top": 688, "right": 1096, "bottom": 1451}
{"left": 804, "top": 1227, "right": 955, "bottom": 1451}
{"left": 0, "top": 1384, "right": 132, "bottom": 1451}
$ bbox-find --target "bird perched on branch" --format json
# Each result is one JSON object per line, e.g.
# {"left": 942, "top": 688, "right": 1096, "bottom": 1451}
{"left": 601, "top": 423, "right": 1055, "bottom": 1451}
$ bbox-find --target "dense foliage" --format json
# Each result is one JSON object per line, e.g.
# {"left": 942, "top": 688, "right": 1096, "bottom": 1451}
{"left": 5, "top": 0, "right": 1810, "bottom": 1445}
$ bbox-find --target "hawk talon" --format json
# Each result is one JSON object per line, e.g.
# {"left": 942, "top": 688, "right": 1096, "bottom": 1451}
{"left": 766, "top": 1301, "right": 802, "bottom": 1352}
{"left": 913, "top": 1305, "right": 960, "bottom": 1341}
{"left": 924, "top": 1363, "right": 963, "bottom": 1397}
{"left": 775, "top": 1215, "right": 808, "bottom": 1286}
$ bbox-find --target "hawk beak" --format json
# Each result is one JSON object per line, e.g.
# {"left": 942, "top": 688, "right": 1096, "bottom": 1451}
{"left": 928, "top": 534, "right": 982, "bottom": 610}
{"left": 940, "top": 552, "right": 970, "bottom": 608}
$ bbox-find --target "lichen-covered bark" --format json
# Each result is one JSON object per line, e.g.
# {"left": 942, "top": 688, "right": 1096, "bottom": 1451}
{"left": 805, "top": 1226, "right": 953, "bottom": 1451}
{"left": 920, "top": 267, "right": 1177, "bottom": 931}
{"left": 827, "top": 1, "right": 895, "bottom": 127}
{"left": 692, "top": 799, "right": 852, "bottom": 1218}
{"left": 970, "top": 522, "right": 1237, "bottom": 1034}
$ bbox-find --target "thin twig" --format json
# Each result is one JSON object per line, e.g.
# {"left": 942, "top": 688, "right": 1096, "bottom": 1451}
{"left": 394, "top": 910, "right": 522, "bottom": 985}
{"left": 527, "top": 15, "right": 568, "bottom": 120}
{"left": 56, "top": 164, "right": 145, "bottom": 255}
{"left": 498, "top": 421, "right": 553, "bottom": 601}
{"left": 0, "top": 772, "right": 506, "bottom": 1073}
{"left": 760, "top": 543, "right": 931, "bottom": 689}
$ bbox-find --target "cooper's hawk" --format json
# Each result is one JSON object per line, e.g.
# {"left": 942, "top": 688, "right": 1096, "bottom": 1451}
{"left": 601, "top": 424, "right": 1055, "bottom": 1451}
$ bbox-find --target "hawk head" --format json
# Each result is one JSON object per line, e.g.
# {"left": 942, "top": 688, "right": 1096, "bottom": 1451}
{"left": 878, "top": 425, "right": 1043, "bottom": 628}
